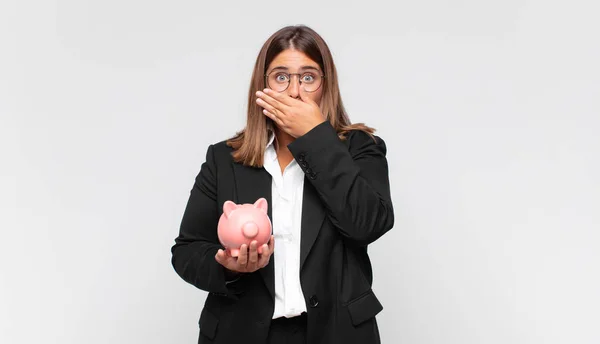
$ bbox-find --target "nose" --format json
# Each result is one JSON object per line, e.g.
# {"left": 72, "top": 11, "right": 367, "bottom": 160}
{"left": 242, "top": 222, "right": 258, "bottom": 238}
{"left": 287, "top": 74, "right": 300, "bottom": 98}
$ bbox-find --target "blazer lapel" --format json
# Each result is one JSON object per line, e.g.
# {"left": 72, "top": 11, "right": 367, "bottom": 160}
{"left": 231, "top": 162, "right": 275, "bottom": 299}
{"left": 300, "top": 177, "right": 326, "bottom": 271}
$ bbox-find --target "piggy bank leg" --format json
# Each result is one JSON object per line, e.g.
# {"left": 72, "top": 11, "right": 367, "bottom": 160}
{"left": 229, "top": 248, "right": 240, "bottom": 257}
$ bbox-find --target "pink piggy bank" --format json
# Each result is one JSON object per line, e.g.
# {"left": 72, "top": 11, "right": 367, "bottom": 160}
{"left": 217, "top": 198, "right": 272, "bottom": 257}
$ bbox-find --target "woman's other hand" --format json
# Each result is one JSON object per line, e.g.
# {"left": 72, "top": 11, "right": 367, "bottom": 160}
{"left": 214, "top": 235, "right": 275, "bottom": 273}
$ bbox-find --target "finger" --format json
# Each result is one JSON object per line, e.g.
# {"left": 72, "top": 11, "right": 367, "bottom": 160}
{"left": 258, "top": 235, "right": 275, "bottom": 268}
{"left": 256, "top": 90, "right": 290, "bottom": 113}
{"left": 262, "top": 88, "right": 296, "bottom": 107}
{"left": 215, "top": 249, "right": 225, "bottom": 265}
{"left": 237, "top": 244, "right": 248, "bottom": 267}
{"left": 215, "top": 249, "right": 234, "bottom": 270}
{"left": 256, "top": 97, "right": 283, "bottom": 119}
{"left": 257, "top": 243, "right": 271, "bottom": 268}
{"left": 258, "top": 99, "right": 287, "bottom": 127}
{"left": 299, "top": 86, "right": 317, "bottom": 105}
{"left": 248, "top": 241, "right": 259, "bottom": 268}
{"left": 262, "top": 108, "right": 285, "bottom": 127}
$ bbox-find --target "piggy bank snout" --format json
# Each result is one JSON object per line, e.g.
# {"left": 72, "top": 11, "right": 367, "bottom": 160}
{"left": 242, "top": 222, "right": 259, "bottom": 238}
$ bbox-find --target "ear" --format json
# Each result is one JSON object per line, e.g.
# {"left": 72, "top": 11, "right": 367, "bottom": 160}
{"left": 223, "top": 201, "right": 238, "bottom": 218}
{"left": 253, "top": 197, "right": 268, "bottom": 214}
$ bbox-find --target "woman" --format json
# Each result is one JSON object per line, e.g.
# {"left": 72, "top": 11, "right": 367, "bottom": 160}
{"left": 171, "top": 25, "right": 394, "bottom": 344}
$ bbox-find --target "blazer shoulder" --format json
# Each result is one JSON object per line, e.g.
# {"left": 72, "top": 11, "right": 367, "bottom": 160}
{"left": 346, "top": 129, "right": 387, "bottom": 155}
{"left": 210, "top": 139, "right": 234, "bottom": 156}
{"left": 198, "top": 139, "right": 234, "bottom": 168}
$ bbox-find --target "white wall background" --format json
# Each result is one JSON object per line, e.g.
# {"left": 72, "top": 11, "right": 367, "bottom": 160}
{"left": 1, "top": 0, "right": 598, "bottom": 343}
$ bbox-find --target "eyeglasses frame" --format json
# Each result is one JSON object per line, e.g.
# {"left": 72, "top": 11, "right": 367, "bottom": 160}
{"left": 263, "top": 70, "right": 326, "bottom": 93}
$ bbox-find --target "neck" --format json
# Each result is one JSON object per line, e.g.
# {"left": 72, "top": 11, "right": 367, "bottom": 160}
{"left": 273, "top": 127, "right": 294, "bottom": 154}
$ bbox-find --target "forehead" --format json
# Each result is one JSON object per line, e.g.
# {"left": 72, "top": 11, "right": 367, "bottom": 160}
{"left": 267, "top": 49, "right": 320, "bottom": 71}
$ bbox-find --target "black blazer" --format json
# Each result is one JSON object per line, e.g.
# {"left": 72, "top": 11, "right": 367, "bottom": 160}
{"left": 171, "top": 120, "right": 394, "bottom": 344}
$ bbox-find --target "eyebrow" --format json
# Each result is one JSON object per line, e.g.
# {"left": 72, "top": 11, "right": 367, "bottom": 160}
{"left": 269, "top": 65, "right": 321, "bottom": 72}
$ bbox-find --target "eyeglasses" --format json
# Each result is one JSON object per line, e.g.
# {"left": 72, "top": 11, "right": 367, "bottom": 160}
{"left": 264, "top": 70, "right": 325, "bottom": 93}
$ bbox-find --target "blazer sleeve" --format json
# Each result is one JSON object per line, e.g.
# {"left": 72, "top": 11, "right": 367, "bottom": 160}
{"left": 170, "top": 144, "right": 242, "bottom": 299}
{"left": 287, "top": 120, "right": 395, "bottom": 247}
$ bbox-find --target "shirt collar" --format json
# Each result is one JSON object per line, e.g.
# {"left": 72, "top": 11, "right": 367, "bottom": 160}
{"left": 266, "top": 130, "right": 275, "bottom": 148}
{"left": 265, "top": 130, "right": 278, "bottom": 162}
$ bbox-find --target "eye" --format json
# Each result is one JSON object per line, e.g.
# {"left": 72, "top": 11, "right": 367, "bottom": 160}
{"left": 302, "top": 73, "right": 316, "bottom": 83}
{"left": 275, "top": 73, "right": 289, "bottom": 82}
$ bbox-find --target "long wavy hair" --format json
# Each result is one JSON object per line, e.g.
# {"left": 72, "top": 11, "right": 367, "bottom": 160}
{"left": 226, "top": 25, "right": 376, "bottom": 167}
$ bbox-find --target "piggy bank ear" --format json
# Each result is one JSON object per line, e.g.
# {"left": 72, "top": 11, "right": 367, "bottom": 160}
{"left": 223, "top": 201, "right": 238, "bottom": 218}
{"left": 253, "top": 197, "right": 268, "bottom": 214}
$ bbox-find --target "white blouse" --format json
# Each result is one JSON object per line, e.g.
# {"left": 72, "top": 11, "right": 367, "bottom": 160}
{"left": 262, "top": 131, "right": 307, "bottom": 319}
